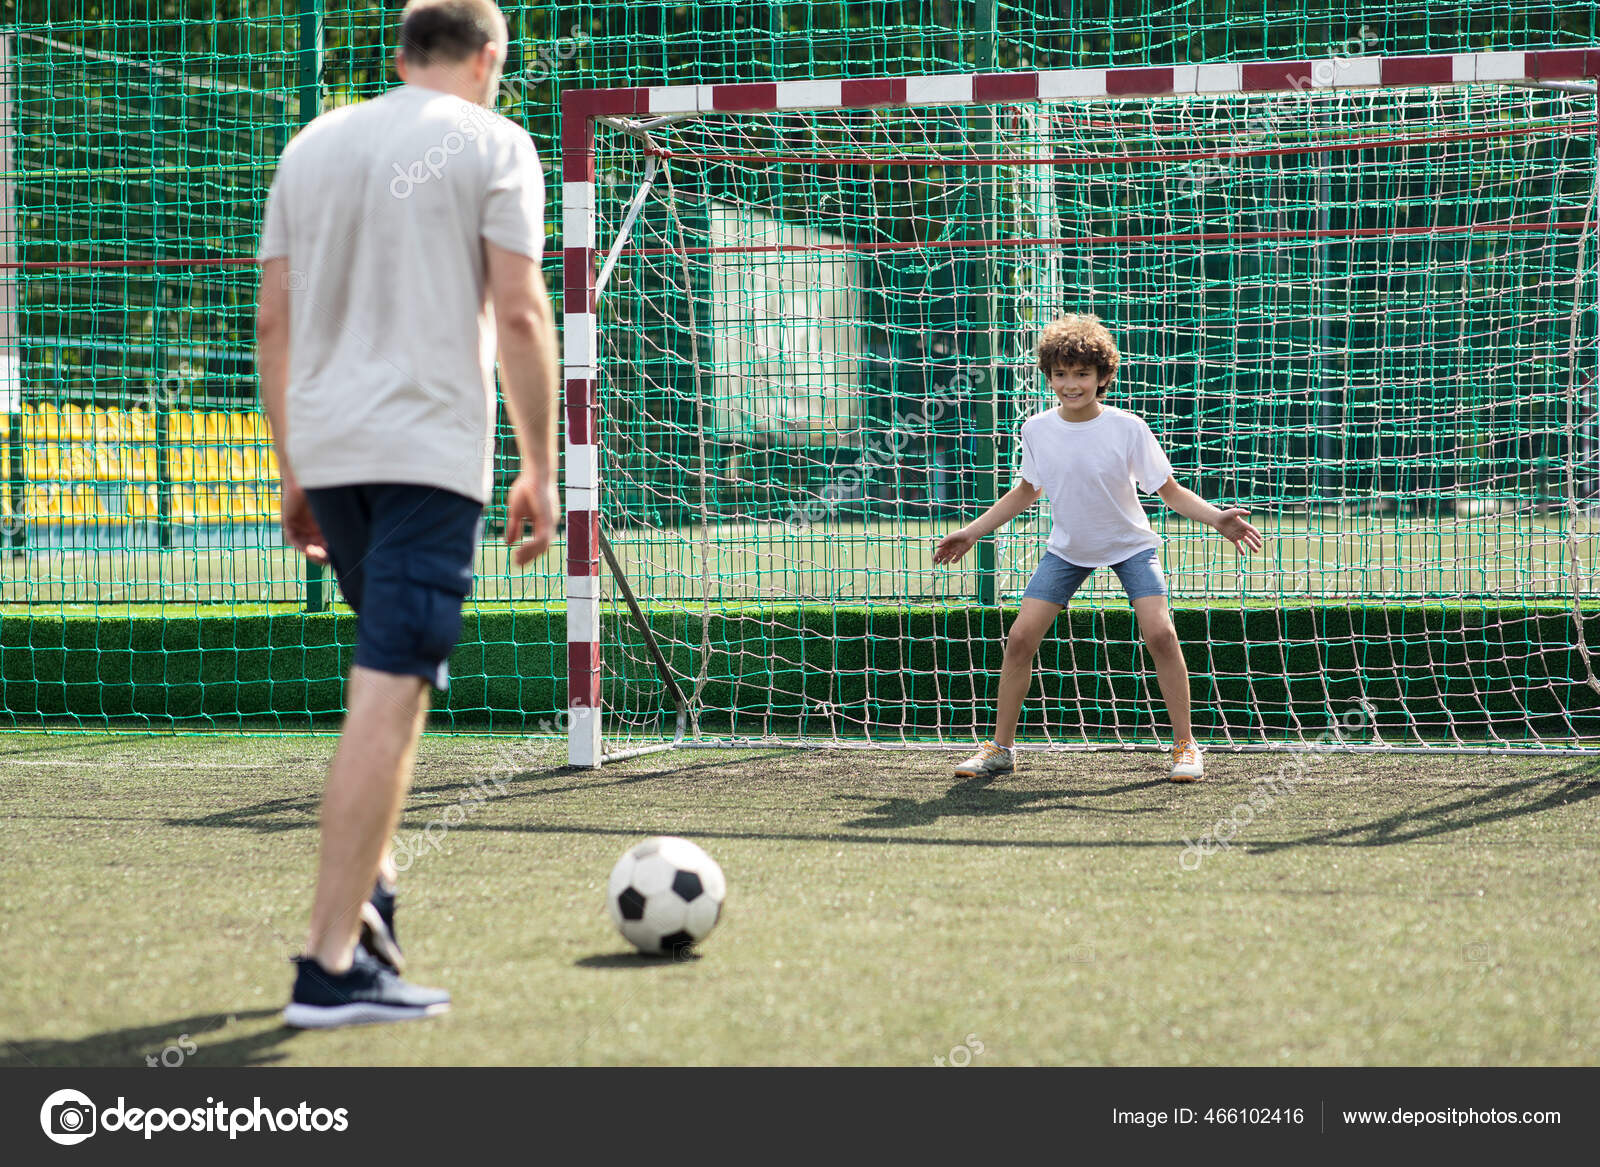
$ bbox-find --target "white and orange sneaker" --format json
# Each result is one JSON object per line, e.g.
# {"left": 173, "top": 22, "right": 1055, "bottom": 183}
{"left": 1169, "top": 738, "right": 1204, "bottom": 783}
{"left": 954, "top": 741, "right": 1015, "bottom": 778}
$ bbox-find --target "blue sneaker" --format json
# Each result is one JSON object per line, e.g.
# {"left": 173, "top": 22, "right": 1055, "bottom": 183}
{"left": 359, "top": 879, "right": 404, "bottom": 972}
{"left": 282, "top": 946, "right": 449, "bottom": 1029}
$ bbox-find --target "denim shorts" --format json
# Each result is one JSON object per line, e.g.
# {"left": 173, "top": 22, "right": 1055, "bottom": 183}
{"left": 1022, "top": 547, "right": 1168, "bottom": 606}
{"left": 304, "top": 483, "right": 484, "bottom": 690}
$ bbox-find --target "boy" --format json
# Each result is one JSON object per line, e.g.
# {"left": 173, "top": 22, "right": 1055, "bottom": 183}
{"left": 933, "top": 314, "right": 1262, "bottom": 781}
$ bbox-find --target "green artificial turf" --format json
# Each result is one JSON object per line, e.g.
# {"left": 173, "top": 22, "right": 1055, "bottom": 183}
{"left": 1, "top": 733, "right": 1596, "bottom": 1066}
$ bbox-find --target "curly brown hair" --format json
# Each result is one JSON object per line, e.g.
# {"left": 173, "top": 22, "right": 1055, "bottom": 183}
{"left": 1035, "top": 314, "right": 1120, "bottom": 397}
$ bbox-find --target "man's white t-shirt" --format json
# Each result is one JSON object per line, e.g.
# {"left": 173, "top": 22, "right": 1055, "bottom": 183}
{"left": 257, "top": 84, "right": 546, "bottom": 504}
{"left": 1017, "top": 404, "right": 1173, "bottom": 568}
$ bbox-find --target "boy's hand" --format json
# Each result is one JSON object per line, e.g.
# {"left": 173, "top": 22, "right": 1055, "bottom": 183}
{"left": 1215, "top": 507, "right": 1264, "bottom": 553}
{"left": 933, "top": 528, "right": 978, "bottom": 564}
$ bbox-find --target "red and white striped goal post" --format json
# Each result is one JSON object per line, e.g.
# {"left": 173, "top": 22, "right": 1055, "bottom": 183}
{"left": 560, "top": 48, "right": 1600, "bottom": 767}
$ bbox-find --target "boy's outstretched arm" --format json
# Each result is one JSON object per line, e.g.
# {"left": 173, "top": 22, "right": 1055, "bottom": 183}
{"left": 933, "top": 479, "right": 1043, "bottom": 564}
{"left": 1156, "top": 478, "right": 1265, "bottom": 553}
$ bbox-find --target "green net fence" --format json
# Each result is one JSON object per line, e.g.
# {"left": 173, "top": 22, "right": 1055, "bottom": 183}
{"left": 3, "top": 27, "right": 293, "bottom": 594}
{"left": 0, "top": 2, "right": 1597, "bottom": 746}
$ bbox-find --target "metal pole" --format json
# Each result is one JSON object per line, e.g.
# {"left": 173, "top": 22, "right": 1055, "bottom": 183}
{"left": 972, "top": 0, "right": 1000, "bottom": 605}
{"left": 297, "top": 0, "right": 326, "bottom": 611}
{"left": 151, "top": 67, "right": 174, "bottom": 549}
{"left": 0, "top": 33, "right": 23, "bottom": 553}
{"left": 1316, "top": 111, "right": 1333, "bottom": 510}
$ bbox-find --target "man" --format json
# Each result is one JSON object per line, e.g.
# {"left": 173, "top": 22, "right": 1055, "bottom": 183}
{"left": 256, "top": 0, "right": 558, "bottom": 1028}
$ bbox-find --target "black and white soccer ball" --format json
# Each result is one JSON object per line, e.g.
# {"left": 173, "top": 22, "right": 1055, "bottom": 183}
{"left": 607, "top": 836, "right": 726, "bottom": 956}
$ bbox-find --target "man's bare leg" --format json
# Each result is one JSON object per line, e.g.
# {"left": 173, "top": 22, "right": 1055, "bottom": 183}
{"left": 307, "top": 666, "right": 429, "bottom": 973}
{"left": 376, "top": 698, "right": 428, "bottom": 891}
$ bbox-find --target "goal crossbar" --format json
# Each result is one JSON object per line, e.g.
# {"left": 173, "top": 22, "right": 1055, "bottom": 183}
{"left": 563, "top": 49, "right": 1600, "bottom": 124}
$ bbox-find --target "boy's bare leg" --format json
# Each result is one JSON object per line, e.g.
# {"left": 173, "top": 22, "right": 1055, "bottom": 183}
{"left": 1132, "top": 594, "right": 1191, "bottom": 742}
{"left": 307, "top": 666, "right": 430, "bottom": 973}
{"left": 993, "top": 598, "right": 1064, "bottom": 748}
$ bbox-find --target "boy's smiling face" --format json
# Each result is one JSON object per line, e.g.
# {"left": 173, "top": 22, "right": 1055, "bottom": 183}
{"left": 1048, "top": 361, "right": 1111, "bottom": 421}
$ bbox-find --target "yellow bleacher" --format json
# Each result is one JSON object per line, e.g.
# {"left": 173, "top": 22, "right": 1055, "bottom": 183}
{"left": 62, "top": 402, "right": 87, "bottom": 443}
{"left": 4, "top": 404, "right": 281, "bottom": 525}
{"left": 169, "top": 483, "right": 196, "bottom": 524}
{"left": 127, "top": 484, "right": 157, "bottom": 521}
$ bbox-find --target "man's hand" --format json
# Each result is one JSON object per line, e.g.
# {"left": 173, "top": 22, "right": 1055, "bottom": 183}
{"left": 280, "top": 479, "right": 328, "bottom": 564}
{"left": 1215, "top": 507, "right": 1264, "bottom": 554}
{"left": 505, "top": 470, "right": 558, "bottom": 566}
{"left": 933, "top": 527, "right": 979, "bottom": 565}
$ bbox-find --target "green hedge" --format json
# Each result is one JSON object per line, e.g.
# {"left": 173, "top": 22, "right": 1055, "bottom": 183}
{"left": 0, "top": 608, "right": 562, "bottom": 731}
{"left": 2, "top": 603, "right": 1598, "bottom": 743}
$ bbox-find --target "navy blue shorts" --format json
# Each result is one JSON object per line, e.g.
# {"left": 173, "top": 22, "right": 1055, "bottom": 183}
{"left": 1022, "top": 547, "right": 1168, "bottom": 607}
{"left": 304, "top": 483, "right": 483, "bottom": 690}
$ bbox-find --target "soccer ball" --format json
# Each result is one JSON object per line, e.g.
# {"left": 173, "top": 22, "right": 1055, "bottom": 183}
{"left": 607, "top": 836, "right": 726, "bottom": 956}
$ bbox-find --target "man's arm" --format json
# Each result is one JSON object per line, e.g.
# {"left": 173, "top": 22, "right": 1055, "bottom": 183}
{"left": 485, "top": 241, "right": 559, "bottom": 565}
{"left": 256, "top": 257, "right": 326, "bottom": 562}
{"left": 256, "top": 258, "right": 292, "bottom": 478}
{"left": 933, "top": 479, "right": 1043, "bottom": 564}
{"left": 1156, "top": 477, "right": 1264, "bottom": 553}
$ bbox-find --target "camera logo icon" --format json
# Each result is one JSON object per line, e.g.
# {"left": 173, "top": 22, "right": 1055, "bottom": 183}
{"left": 39, "top": 1089, "right": 97, "bottom": 1145}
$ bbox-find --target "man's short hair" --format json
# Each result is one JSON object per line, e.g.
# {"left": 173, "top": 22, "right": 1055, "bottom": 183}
{"left": 1036, "top": 314, "right": 1121, "bottom": 395}
{"left": 400, "top": 0, "right": 505, "bottom": 66}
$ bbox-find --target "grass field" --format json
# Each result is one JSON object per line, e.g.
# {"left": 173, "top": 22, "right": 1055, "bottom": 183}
{"left": 2, "top": 732, "right": 1597, "bottom": 1066}
{"left": 3, "top": 512, "right": 1597, "bottom": 609}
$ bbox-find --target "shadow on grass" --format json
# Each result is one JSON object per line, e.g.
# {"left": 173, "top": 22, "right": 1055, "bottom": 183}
{"left": 143, "top": 752, "right": 1600, "bottom": 855}
{"left": 837, "top": 773, "right": 1169, "bottom": 829}
{"left": 0, "top": 736, "right": 136, "bottom": 760}
{"left": 1246, "top": 759, "right": 1600, "bottom": 854}
{"left": 158, "top": 751, "right": 760, "bottom": 836}
{"left": 574, "top": 951, "right": 703, "bottom": 969}
{"left": 160, "top": 761, "right": 631, "bottom": 834}
{"left": 163, "top": 793, "right": 322, "bottom": 834}
{"left": 1, "top": 1008, "right": 293, "bottom": 1069}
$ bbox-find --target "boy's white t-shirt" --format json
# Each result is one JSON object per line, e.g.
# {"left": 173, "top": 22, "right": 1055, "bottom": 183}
{"left": 1017, "top": 404, "right": 1173, "bottom": 568}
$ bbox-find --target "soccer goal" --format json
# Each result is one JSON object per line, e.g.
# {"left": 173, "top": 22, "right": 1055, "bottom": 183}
{"left": 563, "top": 50, "right": 1600, "bottom": 767}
